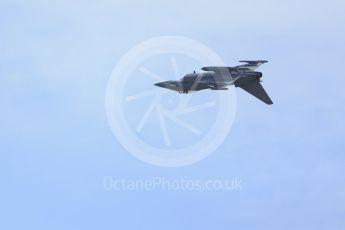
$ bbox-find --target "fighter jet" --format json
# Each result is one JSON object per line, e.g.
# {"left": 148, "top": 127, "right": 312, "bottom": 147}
{"left": 154, "top": 60, "right": 273, "bottom": 105}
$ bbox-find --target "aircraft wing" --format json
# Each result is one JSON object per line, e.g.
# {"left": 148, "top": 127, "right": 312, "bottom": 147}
{"left": 235, "top": 60, "right": 268, "bottom": 71}
{"left": 203, "top": 60, "right": 268, "bottom": 72}
{"left": 237, "top": 79, "right": 273, "bottom": 104}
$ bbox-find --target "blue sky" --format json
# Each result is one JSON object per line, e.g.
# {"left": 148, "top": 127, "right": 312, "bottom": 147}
{"left": 1, "top": 0, "right": 345, "bottom": 229}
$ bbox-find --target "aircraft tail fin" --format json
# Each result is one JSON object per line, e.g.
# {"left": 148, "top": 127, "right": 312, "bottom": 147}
{"left": 236, "top": 79, "right": 273, "bottom": 105}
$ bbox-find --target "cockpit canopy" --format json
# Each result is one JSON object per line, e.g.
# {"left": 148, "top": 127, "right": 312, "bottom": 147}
{"left": 182, "top": 73, "right": 195, "bottom": 79}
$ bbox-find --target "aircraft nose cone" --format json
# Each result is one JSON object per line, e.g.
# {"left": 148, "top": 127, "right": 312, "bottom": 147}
{"left": 154, "top": 81, "right": 180, "bottom": 92}
{"left": 154, "top": 82, "right": 163, "bottom": 87}
{"left": 154, "top": 81, "right": 168, "bottom": 88}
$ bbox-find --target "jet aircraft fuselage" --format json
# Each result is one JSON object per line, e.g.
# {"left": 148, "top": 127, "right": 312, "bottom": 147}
{"left": 154, "top": 60, "right": 273, "bottom": 104}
